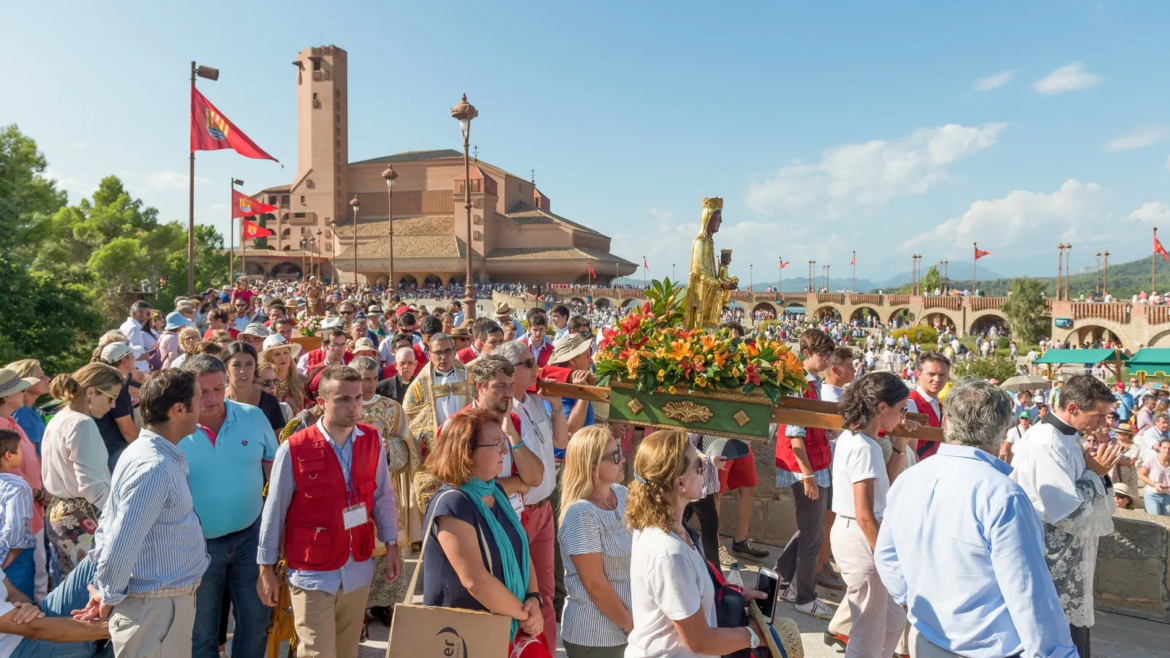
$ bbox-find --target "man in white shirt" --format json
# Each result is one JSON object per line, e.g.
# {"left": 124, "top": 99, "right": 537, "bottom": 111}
{"left": 997, "top": 411, "right": 1032, "bottom": 464}
{"left": 1011, "top": 374, "right": 1122, "bottom": 658}
{"left": 1127, "top": 377, "right": 1148, "bottom": 401}
{"left": 550, "top": 304, "right": 571, "bottom": 342}
{"left": 118, "top": 300, "right": 157, "bottom": 373}
{"left": 493, "top": 340, "right": 567, "bottom": 651}
{"left": 1138, "top": 412, "right": 1169, "bottom": 460}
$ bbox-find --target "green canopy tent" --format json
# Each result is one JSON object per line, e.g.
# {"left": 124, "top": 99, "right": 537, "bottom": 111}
{"left": 1123, "top": 348, "right": 1170, "bottom": 379}
{"left": 1033, "top": 348, "right": 1129, "bottom": 380}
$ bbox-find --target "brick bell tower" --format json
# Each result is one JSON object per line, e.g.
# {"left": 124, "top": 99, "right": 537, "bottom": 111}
{"left": 291, "top": 45, "right": 348, "bottom": 262}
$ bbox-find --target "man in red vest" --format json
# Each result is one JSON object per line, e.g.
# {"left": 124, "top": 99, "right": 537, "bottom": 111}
{"left": 519, "top": 309, "right": 554, "bottom": 367}
{"left": 906, "top": 351, "right": 950, "bottom": 460}
{"left": 297, "top": 324, "right": 354, "bottom": 375}
{"left": 458, "top": 318, "right": 504, "bottom": 364}
{"left": 774, "top": 328, "right": 837, "bottom": 620}
{"left": 257, "top": 365, "right": 402, "bottom": 658}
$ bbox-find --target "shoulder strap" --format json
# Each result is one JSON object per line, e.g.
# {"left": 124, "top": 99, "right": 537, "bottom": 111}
{"left": 406, "top": 487, "right": 497, "bottom": 600}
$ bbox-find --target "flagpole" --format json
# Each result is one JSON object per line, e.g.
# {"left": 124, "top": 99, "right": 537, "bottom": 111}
{"left": 1154, "top": 228, "right": 1158, "bottom": 291}
{"left": 188, "top": 62, "right": 197, "bottom": 295}
{"left": 852, "top": 250, "right": 856, "bottom": 294}
{"left": 242, "top": 218, "right": 247, "bottom": 283}
{"left": 643, "top": 255, "right": 647, "bottom": 289}
{"left": 973, "top": 243, "right": 978, "bottom": 293}
{"left": 778, "top": 256, "right": 782, "bottom": 295}
{"left": 228, "top": 179, "right": 234, "bottom": 285}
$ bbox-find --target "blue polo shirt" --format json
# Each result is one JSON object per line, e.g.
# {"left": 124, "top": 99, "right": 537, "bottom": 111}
{"left": 179, "top": 400, "right": 278, "bottom": 539}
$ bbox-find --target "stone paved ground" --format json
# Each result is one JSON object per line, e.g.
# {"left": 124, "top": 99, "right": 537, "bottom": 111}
{"left": 355, "top": 542, "right": 1170, "bottom": 658}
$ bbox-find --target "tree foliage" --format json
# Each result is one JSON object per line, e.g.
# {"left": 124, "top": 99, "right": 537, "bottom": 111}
{"left": 920, "top": 265, "right": 941, "bottom": 293}
{"left": 0, "top": 125, "right": 230, "bottom": 371}
{"left": 952, "top": 356, "right": 1020, "bottom": 382}
{"left": 1001, "top": 277, "right": 1050, "bottom": 343}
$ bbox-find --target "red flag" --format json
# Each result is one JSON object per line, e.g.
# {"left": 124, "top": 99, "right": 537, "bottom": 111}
{"left": 780, "top": 261, "right": 789, "bottom": 269}
{"left": 243, "top": 219, "right": 275, "bottom": 239}
{"left": 191, "top": 86, "right": 278, "bottom": 161}
{"left": 849, "top": 254, "right": 856, "bottom": 266}
{"left": 232, "top": 189, "right": 279, "bottom": 218}
{"left": 588, "top": 264, "right": 597, "bottom": 278}
{"left": 643, "top": 257, "right": 649, "bottom": 271}
{"left": 975, "top": 247, "right": 992, "bottom": 260}
{"left": 1155, "top": 234, "right": 1170, "bottom": 262}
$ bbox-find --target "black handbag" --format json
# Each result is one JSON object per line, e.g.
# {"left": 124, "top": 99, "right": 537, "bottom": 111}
{"left": 688, "top": 528, "right": 781, "bottom": 658}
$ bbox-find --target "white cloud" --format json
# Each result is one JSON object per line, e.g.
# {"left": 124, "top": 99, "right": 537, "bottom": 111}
{"left": 745, "top": 122, "right": 1006, "bottom": 220}
{"left": 1130, "top": 202, "right": 1170, "bottom": 224}
{"left": 902, "top": 180, "right": 1108, "bottom": 255}
{"left": 1033, "top": 61, "right": 1101, "bottom": 94}
{"left": 1104, "top": 126, "right": 1166, "bottom": 152}
{"left": 144, "top": 171, "right": 211, "bottom": 191}
{"left": 972, "top": 70, "right": 1013, "bottom": 92}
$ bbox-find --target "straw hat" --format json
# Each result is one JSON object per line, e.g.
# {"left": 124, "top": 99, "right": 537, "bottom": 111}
{"left": 0, "top": 369, "right": 38, "bottom": 399}
{"left": 494, "top": 302, "right": 514, "bottom": 317}
{"left": 259, "top": 334, "right": 302, "bottom": 361}
{"left": 1113, "top": 482, "right": 1137, "bottom": 499}
{"left": 352, "top": 337, "right": 379, "bottom": 356}
{"left": 550, "top": 334, "right": 593, "bottom": 365}
{"left": 1115, "top": 422, "right": 1136, "bottom": 436}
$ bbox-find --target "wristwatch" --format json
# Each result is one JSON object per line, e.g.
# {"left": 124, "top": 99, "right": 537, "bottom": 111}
{"left": 745, "top": 625, "right": 760, "bottom": 649}
{"left": 525, "top": 592, "right": 542, "bottom": 608}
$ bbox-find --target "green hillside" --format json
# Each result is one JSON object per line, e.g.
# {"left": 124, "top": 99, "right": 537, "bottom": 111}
{"left": 877, "top": 255, "right": 1170, "bottom": 299}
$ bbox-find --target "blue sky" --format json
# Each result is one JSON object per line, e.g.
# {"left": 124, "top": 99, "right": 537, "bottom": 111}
{"left": 5, "top": 0, "right": 1169, "bottom": 284}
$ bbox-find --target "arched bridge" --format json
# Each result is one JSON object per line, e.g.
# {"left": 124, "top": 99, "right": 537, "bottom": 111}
{"left": 543, "top": 289, "right": 1015, "bottom": 338}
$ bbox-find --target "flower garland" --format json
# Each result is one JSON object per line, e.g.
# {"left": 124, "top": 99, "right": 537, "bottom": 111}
{"left": 594, "top": 279, "right": 807, "bottom": 404}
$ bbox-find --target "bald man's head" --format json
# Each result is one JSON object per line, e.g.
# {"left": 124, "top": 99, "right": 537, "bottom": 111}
{"left": 395, "top": 346, "right": 418, "bottom": 381}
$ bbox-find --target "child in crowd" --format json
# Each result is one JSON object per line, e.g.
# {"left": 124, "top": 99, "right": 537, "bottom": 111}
{"left": 0, "top": 429, "right": 35, "bottom": 599}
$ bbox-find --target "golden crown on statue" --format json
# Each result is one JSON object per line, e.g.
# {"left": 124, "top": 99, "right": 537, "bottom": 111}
{"left": 720, "top": 249, "right": 732, "bottom": 256}
{"left": 702, "top": 197, "right": 724, "bottom": 210}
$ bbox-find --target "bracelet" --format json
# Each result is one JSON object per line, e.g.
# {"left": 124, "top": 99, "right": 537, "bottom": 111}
{"left": 891, "top": 447, "right": 904, "bottom": 455}
{"left": 525, "top": 592, "right": 542, "bottom": 607}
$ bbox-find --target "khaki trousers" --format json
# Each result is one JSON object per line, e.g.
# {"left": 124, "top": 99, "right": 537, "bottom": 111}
{"left": 290, "top": 584, "right": 370, "bottom": 658}
{"left": 828, "top": 592, "right": 912, "bottom": 655}
{"left": 832, "top": 517, "right": 907, "bottom": 658}
{"left": 910, "top": 627, "right": 964, "bottom": 658}
{"left": 109, "top": 592, "right": 197, "bottom": 658}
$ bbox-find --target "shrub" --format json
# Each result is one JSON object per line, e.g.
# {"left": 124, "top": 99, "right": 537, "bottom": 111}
{"left": 952, "top": 356, "right": 1020, "bottom": 382}
{"left": 891, "top": 325, "right": 938, "bottom": 345}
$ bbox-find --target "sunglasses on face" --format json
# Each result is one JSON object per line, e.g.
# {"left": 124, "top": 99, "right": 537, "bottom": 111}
{"left": 602, "top": 449, "right": 623, "bottom": 465}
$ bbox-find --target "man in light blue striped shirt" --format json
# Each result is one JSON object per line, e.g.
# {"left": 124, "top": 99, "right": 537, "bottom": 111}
{"left": 78, "top": 370, "right": 210, "bottom": 658}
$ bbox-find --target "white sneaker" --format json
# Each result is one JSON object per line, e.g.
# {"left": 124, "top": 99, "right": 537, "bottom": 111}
{"left": 718, "top": 546, "right": 737, "bottom": 567}
{"left": 779, "top": 583, "right": 797, "bottom": 602}
{"left": 795, "top": 598, "right": 835, "bottom": 620}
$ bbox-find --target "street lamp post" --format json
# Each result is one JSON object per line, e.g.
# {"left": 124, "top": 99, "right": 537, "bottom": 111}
{"left": 808, "top": 260, "right": 815, "bottom": 293}
{"left": 672, "top": 263, "right": 676, "bottom": 280}
{"left": 749, "top": 264, "right": 753, "bottom": 292}
{"left": 329, "top": 220, "right": 338, "bottom": 284}
{"left": 1065, "top": 243, "right": 1073, "bottom": 300}
{"left": 382, "top": 166, "right": 398, "bottom": 294}
{"left": 350, "top": 197, "right": 361, "bottom": 289}
{"left": 452, "top": 93, "right": 479, "bottom": 320}
{"left": 1057, "top": 244, "right": 1065, "bottom": 301}
{"left": 1103, "top": 251, "right": 1110, "bottom": 297}
{"left": 229, "top": 178, "right": 243, "bottom": 283}
{"left": 1095, "top": 251, "right": 1102, "bottom": 296}
{"left": 939, "top": 260, "right": 949, "bottom": 294}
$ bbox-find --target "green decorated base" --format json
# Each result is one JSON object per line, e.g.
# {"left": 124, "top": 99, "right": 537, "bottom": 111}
{"left": 607, "top": 383, "right": 774, "bottom": 442}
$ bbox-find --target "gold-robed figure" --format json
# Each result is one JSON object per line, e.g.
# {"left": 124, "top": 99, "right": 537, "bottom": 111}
{"left": 683, "top": 197, "right": 738, "bottom": 331}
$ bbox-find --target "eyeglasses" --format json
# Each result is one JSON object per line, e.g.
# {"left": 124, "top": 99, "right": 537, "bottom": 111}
{"left": 474, "top": 441, "right": 505, "bottom": 451}
{"left": 518, "top": 358, "right": 535, "bottom": 369}
{"left": 95, "top": 389, "right": 119, "bottom": 401}
{"left": 432, "top": 347, "right": 455, "bottom": 356}
{"left": 602, "top": 449, "right": 623, "bottom": 465}
{"left": 258, "top": 379, "right": 279, "bottom": 387}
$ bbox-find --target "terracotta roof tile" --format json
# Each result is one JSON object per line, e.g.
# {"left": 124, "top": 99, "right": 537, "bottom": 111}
{"left": 334, "top": 216, "right": 454, "bottom": 238}
{"left": 504, "top": 201, "right": 605, "bottom": 237}
{"left": 349, "top": 149, "right": 463, "bottom": 165}
{"left": 336, "top": 235, "right": 466, "bottom": 260}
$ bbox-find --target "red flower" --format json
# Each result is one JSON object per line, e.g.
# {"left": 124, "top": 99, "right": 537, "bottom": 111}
{"left": 621, "top": 313, "right": 642, "bottom": 333}
{"left": 745, "top": 363, "right": 762, "bottom": 385}
{"left": 80, "top": 518, "right": 97, "bottom": 533}
{"left": 600, "top": 326, "right": 618, "bottom": 349}
{"left": 643, "top": 301, "right": 652, "bottom": 315}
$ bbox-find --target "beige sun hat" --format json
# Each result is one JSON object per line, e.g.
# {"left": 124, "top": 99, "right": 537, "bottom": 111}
{"left": 259, "top": 334, "right": 303, "bottom": 361}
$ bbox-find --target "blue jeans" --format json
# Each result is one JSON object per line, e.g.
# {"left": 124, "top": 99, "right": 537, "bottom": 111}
{"left": 6, "top": 548, "right": 35, "bottom": 602}
{"left": 11, "top": 555, "right": 112, "bottom": 658}
{"left": 1144, "top": 491, "right": 1170, "bottom": 515}
{"left": 192, "top": 516, "right": 271, "bottom": 658}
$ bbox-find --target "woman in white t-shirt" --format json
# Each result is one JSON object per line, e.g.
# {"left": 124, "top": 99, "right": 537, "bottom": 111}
{"left": 558, "top": 426, "right": 633, "bottom": 658}
{"left": 831, "top": 372, "right": 912, "bottom": 658}
{"left": 625, "top": 430, "right": 764, "bottom": 658}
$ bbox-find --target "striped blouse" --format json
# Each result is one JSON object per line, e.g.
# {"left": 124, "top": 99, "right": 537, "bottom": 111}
{"left": 559, "top": 485, "right": 632, "bottom": 648}
{"left": 0, "top": 474, "right": 34, "bottom": 564}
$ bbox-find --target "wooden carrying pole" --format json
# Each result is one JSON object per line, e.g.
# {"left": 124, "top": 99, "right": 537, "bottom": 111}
{"left": 537, "top": 381, "right": 946, "bottom": 442}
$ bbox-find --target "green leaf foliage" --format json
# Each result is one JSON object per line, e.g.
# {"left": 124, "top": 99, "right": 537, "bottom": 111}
{"left": 1000, "top": 277, "right": 1050, "bottom": 344}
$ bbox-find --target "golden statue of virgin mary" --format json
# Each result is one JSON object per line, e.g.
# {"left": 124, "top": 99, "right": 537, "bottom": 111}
{"left": 683, "top": 197, "right": 737, "bottom": 331}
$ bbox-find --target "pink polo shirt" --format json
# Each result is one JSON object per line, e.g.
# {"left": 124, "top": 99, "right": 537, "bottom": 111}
{"left": 0, "top": 417, "right": 44, "bottom": 535}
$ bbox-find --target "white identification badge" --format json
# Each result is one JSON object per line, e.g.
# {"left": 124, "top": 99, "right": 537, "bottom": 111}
{"left": 343, "top": 503, "right": 368, "bottom": 530}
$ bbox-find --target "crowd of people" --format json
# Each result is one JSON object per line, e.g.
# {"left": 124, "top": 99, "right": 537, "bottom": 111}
{"left": 0, "top": 271, "right": 1165, "bottom": 658}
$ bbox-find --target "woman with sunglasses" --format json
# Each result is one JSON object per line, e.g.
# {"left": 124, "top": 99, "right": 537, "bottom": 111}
{"left": 222, "top": 343, "right": 288, "bottom": 432}
{"left": 626, "top": 429, "right": 765, "bottom": 658}
{"left": 422, "top": 407, "right": 548, "bottom": 657}
{"left": 830, "top": 371, "right": 911, "bottom": 658}
{"left": 558, "top": 425, "right": 633, "bottom": 658}
{"left": 40, "top": 363, "right": 123, "bottom": 575}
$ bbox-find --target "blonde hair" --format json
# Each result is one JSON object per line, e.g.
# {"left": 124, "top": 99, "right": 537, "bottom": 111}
{"left": 258, "top": 350, "right": 305, "bottom": 411}
{"left": 178, "top": 327, "right": 201, "bottom": 352}
{"left": 49, "top": 363, "right": 124, "bottom": 403}
{"left": 5, "top": 359, "right": 41, "bottom": 379}
{"left": 559, "top": 426, "right": 617, "bottom": 525}
{"left": 626, "top": 429, "right": 691, "bottom": 534}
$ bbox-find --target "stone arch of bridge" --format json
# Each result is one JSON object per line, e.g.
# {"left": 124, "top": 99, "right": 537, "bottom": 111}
{"left": 919, "top": 311, "right": 961, "bottom": 333}
{"left": 1062, "top": 323, "right": 1125, "bottom": 349}
{"left": 594, "top": 298, "right": 612, "bottom": 310}
{"left": 811, "top": 305, "right": 842, "bottom": 321}
{"left": 969, "top": 312, "right": 1008, "bottom": 336}
{"left": 848, "top": 305, "right": 882, "bottom": 324}
{"left": 752, "top": 301, "right": 778, "bottom": 316}
{"left": 619, "top": 298, "right": 639, "bottom": 309}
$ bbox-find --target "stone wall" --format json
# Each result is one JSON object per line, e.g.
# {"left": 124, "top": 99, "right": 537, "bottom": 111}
{"left": 714, "top": 438, "right": 1170, "bottom": 624}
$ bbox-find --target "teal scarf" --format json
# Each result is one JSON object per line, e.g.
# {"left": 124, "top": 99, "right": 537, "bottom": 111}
{"left": 460, "top": 478, "right": 530, "bottom": 635}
